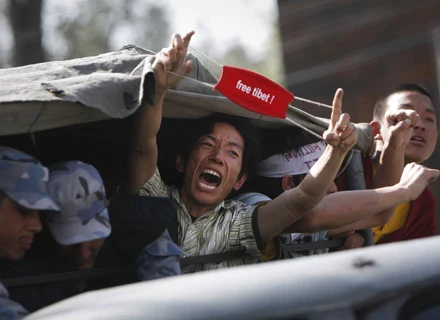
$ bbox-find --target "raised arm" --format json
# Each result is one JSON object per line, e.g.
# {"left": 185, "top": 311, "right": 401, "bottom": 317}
{"left": 321, "top": 110, "right": 420, "bottom": 235}
{"left": 122, "top": 31, "right": 195, "bottom": 195}
{"left": 258, "top": 89, "right": 358, "bottom": 243}
{"left": 372, "top": 109, "right": 419, "bottom": 189}
{"left": 286, "top": 162, "right": 440, "bottom": 234}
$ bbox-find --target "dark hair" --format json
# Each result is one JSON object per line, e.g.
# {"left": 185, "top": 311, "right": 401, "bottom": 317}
{"left": 373, "top": 83, "right": 434, "bottom": 122}
{"left": 178, "top": 113, "right": 261, "bottom": 179}
{"left": 259, "top": 126, "right": 321, "bottom": 160}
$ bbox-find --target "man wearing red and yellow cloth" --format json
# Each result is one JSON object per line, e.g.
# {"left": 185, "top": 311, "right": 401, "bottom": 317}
{"left": 365, "top": 83, "right": 438, "bottom": 244}
{"left": 362, "top": 156, "right": 436, "bottom": 244}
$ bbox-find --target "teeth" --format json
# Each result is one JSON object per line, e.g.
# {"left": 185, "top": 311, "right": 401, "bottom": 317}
{"left": 200, "top": 182, "right": 216, "bottom": 190}
{"left": 202, "top": 169, "right": 220, "bottom": 178}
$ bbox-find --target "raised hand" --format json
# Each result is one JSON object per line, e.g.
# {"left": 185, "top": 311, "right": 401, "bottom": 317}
{"left": 399, "top": 162, "right": 440, "bottom": 201}
{"left": 153, "top": 31, "right": 195, "bottom": 95}
{"left": 322, "top": 88, "right": 358, "bottom": 154}
{"left": 387, "top": 109, "right": 419, "bottom": 126}
{"left": 383, "top": 109, "right": 419, "bottom": 149}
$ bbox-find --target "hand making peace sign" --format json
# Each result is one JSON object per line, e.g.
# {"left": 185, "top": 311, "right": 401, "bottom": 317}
{"left": 152, "top": 31, "right": 195, "bottom": 96}
{"left": 323, "top": 88, "right": 358, "bottom": 154}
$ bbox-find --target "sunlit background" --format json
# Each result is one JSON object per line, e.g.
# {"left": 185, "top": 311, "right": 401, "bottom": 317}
{"left": 0, "top": 0, "right": 284, "bottom": 83}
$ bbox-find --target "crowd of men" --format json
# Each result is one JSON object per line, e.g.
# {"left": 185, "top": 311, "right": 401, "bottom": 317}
{"left": 0, "top": 31, "right": 439, "bottom": 318}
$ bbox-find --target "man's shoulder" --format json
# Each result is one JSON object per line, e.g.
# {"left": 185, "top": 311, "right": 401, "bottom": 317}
{"left": 223, "top": 198, "right": 258, "bottom": 217}
{"left": 139, "top": 167, "right": 172, "bottom": 197}
{"left": 231, "top": 192, "right": 271, "bottom": 207}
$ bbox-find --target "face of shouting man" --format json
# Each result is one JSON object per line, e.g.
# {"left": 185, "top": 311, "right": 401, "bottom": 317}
{"left": 177, "top": 122, "right": 247, "bottom": 216}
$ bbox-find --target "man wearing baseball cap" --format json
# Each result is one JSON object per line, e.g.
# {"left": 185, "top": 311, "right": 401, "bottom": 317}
{"left": 0, "top": 146, "right": 60, "bottom": 319}
{"left": 5, "top": 161, "right": 112, "bottom": 313}
{"left": 8, "top": 160, "right": 182, "bottom": 312}
{"left": 47, "top": 161, "right": 181, "bottom": 278}
{"left": 47, "top": 161, "right": 182, "bottom": 282}
{"left": 46, "top": 161, "right": 111, "bottom": 271}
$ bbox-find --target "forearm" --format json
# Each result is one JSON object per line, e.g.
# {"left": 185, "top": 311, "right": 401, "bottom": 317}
{"left": 257, "top": 189, "right": 304, "bottom": 243}
{"left": 122, "top": 91, "right": 166, "bottom": 195}
{"left": 258, "top": 87, "right": 360, "bottom": 244}
{"left": 293, "top": 145, "right": 347, "bottom": 210}
{"left": 258, "top": 145, "right": 348, "bottom": 243}
{"left": 286, "top": 185, "right": 409, "bottom": 233}
{"left": 132, "top": 92, "right": 166, "bottom": 150}
{"left": 373, "top": 143, "right": 406, "bottom": 188}
{"left": 326, "top": 207, "right": 394, "bottom": 236}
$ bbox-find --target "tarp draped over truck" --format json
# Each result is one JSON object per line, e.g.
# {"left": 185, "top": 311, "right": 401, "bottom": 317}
{"left": 0, "top": 45, "right": 373, "bottom": 153}
{"left": 0, "top": 43, "right": 376, "bottom": 252}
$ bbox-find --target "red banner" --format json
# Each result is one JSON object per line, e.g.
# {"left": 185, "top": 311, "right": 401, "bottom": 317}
{"left": 214, "top": 66, "right": 294, "bottom": 119}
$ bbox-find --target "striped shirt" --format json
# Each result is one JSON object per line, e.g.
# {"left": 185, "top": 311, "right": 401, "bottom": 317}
{"left": 139, "top": 168, "right": 262, "bottom": 273}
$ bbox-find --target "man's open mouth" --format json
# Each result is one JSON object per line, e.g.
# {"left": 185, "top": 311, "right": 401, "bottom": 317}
{"left": 199, "top": 169, "right": 222, "bottom": 190}
{"left": 410, "top": 136, "right": 425, "bottom": 144}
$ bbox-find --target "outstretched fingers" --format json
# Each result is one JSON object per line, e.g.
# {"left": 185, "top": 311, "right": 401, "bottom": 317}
{"left": 388, "top": 109, "right": 419, "bottom": 127}
{"left": 402, "top": 163, "right": 440, "bottom": 194}
{"left": 330, "top": 88, "right": 344, "bottom": 131}
{"left": 323, "top": 88, "right": 358, "bottom": 150}
{"left": 324, "top": 88, "right": 344, "bottom": 145}
{"left": 170, "top": 33, "right": 183, "bottom": 51}
{"left": 182, "top": 31, "right": 195, "bottom": 50}
{"left": 336, "top": 113, "right": 350, "bottom": 134}
{"left": 181, "top": 31, "right": 195, "bottom": 76}
{"left": 340, "top": 122, "right": 358, "bottom": 146}
{"left": 171, "top": 31, "right": 194, "bottom": 49}
{"left": 153, "top": 31, "right": 195, "bottom": 90}
{"left": 169, "top": 31, "right": 194, "bottom": 76}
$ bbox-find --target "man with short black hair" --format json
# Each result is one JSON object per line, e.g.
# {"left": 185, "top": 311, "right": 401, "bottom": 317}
{"left": 0, "top": 146, "right": 60, "bottom": 319}
{"left": 123, "top": 32, "right": 439, "bottom": 273}
{"left": 368, "top": 83, "right": 438, "bottom": 243}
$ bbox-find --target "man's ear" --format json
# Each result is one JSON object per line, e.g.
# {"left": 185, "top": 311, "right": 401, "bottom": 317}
{"left": 233, "top": 174, "right": 247, "bottom": 191}
{"left": 281, "top": 175, "right": 296, "bottom": 191}
{"left": 176, "top": 155, "right": 185, "bottom": 173}
{"left": 370, "top": 121, "right": 382, "bottom": 140}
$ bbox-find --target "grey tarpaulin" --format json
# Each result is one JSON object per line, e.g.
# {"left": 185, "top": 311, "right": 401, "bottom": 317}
{"left": 0, "top": 44, "right": 373, "bottom": 154}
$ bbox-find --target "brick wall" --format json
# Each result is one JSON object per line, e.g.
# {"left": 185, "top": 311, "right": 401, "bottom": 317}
{"left": 278, "top": 0, "right": 440, "bottom": 233}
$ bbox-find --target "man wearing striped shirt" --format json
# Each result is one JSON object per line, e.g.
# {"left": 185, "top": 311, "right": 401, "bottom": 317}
{"left": 121, "top": 31, "right": 438, "bottom": 273}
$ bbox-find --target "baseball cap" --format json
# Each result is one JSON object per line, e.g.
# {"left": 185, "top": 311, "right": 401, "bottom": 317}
{"left": 256, "top": 140, "right": 327, "bottom": 178}
{"left": 46, "top": 161, "right": 111, "bottom": 245}
{"left": 0, "top": 146, "right": 60, "bottom": 211}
